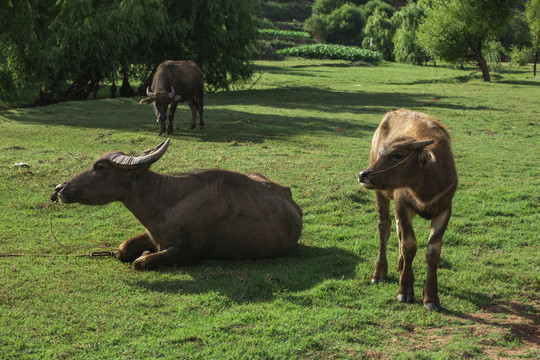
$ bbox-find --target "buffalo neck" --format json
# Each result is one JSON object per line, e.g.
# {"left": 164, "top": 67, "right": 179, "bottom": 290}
{"left": 120, "top": 171, "right": 179, "bottom": 229}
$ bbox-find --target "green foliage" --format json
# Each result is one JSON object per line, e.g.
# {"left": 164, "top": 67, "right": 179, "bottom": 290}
{"left": 418, "top": 0, "right": 520, "bottom": 81}
{"left": 0, "top": 0, "right": 257, "bottom": 102}
{"left": 361, "top": 9, "right": 396, "bottom": 60}
{"left": 392, "top": 2, "right": 430, "bottom": 65}
{"left": 259, "top": 0, "right": 312, "bottom": 21}
{"left": 277, "top": 44, "right": 382, "bottom": 63}
{"left": 305, "top": 3, "right": 366, "bottom": 45}
{"left": 258, "top": 29, "right": 312, "bottom": 40}
{"left": 311, "top": 0, "right": 346, "bottom": 15}
{"left": 509, "top": 45, "right": 535, "bottom": 66}
{"left": 0, "top": 59, "right": 539, "bottom": 359}
{"left": 525, "top": 0, "right": 540, "bottom": 75}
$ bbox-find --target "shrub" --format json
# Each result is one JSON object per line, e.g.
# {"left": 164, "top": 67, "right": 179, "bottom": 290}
{"left": 257, "top": 29, "right": 311, "bottom": 40}
{"left": 277, "top": 44, "right": 382, "bottom": 64}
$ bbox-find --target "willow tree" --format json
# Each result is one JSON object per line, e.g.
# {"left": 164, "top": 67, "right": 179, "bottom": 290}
{"left": 418, "top": 0, "right": 519, "bottom": 81}
{"left": 0, "top": 0, "right": 257, "bottom": 104}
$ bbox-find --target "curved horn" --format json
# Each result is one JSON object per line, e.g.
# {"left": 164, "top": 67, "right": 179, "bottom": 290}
{"left": 410, "top": 139, "right": 434, "bottom": 150}
{"left": 146, "top": 86, "right": 156, "bottom": 98}
{"left": 108, "top": 139, "right": 170, "bottom": 169}
{"left": 168, "top": 86, "right": 175, "bottom": 98}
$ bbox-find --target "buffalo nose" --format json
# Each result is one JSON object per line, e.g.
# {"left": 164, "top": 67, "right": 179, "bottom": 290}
{"left": 358, "top": 170, "right": 371, "bottom": 183}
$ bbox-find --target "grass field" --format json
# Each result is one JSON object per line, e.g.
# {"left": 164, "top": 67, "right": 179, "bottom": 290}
{"left": 1, "top": 59, "right": 539, "bottom": 359}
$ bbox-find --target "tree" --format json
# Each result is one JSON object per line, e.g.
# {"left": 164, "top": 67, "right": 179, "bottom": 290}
{"left": 306, "top": 3, "right": 366, "bottom": 46}
{"left": 392, "top": 2, "right": 430, "bottom": 65}
{"left": 525, "top": 0, "right": 540, "bottom": 76}
{"left": 0, "top": 0, "right": 257, "bottom": 104}
{"left": 362, "top": 9, "right": 396, "bottom": 60}
{"left": 418, "top": 0, "right": 519, "bottom": 81}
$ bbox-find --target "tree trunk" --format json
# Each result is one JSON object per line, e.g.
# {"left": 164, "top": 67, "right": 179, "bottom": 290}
{"left": 476, "top": 51, "right": 491, "bottom": 82}
{"left": 534, "top": 49, "right": 538, "bottom": 77}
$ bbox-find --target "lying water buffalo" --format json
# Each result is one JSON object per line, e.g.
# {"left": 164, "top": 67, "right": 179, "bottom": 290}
{"left": 140, "top": 60, "right": 204, "bottom": 135}
{"left": 51, "top": 139, "right": 303, "bottom": 270}
{"left": 358, "top": 109, "right": 457, "bottom": 310}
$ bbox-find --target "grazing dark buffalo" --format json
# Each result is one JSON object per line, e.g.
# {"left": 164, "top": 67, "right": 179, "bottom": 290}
{"left": 140, "top": 60, "right": 204, "bottom": 135}
{"left": 52, "top": 139, "right": 303, "bottom": 270}
{"left": 358, "top": 109, "right": 457, "bottom": 310}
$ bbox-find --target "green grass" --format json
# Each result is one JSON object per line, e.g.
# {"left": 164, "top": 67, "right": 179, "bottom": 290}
{"left": 1, "top": 59, "right": 539, "bottom": 359}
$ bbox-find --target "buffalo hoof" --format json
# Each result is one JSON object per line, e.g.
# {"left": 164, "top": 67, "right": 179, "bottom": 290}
{"left": 167, "top": 128, "right": 174, "bottom": 135}
{"left": 424, "top": 302, "right": 441, "bottom": 311}
{"left": 199, "top": 124, "right": 204, "bottom": 129}
{"left": 189, "top": 124, "right": 196, "bottom": 130}
{"left": 397, "top": 294, "right": 415, "bottom": 303}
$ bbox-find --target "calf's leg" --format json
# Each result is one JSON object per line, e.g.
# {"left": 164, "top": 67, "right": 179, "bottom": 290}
{"left": 395, "top": 204, "right": 417, "bottom": 303}
{"left": 423, "top": 208, "right": 451, "bottom": 310}
{"left": 116, "top": 232, "right": 157, "bottom": 263}
{"left": 372, "top": 191, "right": 391, "bottom": 283}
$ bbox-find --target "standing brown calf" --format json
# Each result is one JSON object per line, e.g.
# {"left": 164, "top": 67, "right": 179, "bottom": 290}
{"left": 358, "top": 109, "right": 457, "bottom": 310}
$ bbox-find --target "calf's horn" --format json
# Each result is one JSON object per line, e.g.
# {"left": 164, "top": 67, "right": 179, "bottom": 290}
{"left": 108, "top": 139, "right": 170, "bottom": 169}
{"left": 168, "top": 86, "right": 175, "bottom": 98}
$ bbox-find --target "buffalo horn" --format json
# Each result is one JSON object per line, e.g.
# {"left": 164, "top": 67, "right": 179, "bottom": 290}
{"left": 410, "top": 139, "right": 434, "bottom": 150}
{"left": 108, "top": 139, "right": 170, "bottom": 169}
{"left": 146, "top": 87, "right": 156, "bottom": 98}
{"left": 168, "top": 87, "right": 175, "bottom": 98}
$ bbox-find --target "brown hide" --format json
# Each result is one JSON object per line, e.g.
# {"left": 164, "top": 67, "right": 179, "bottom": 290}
{"left": 140, "top": 60, "right": 204, "bottom": 135}
{"left": 358, "top": 109, "right": 457, "bottom": 310}
{"left": 52, "top": 140, "right": 302, "bottom": 270}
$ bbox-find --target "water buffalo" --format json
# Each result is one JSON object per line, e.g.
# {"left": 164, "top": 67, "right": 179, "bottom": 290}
{"left": 358, "top": 109, "right": 457, "bottom": 310}
{"left": 51, "top": 139, "right": 303, "bottom": 270}
{"left": 140, "top": 60, "right": 204, "bottom": 135}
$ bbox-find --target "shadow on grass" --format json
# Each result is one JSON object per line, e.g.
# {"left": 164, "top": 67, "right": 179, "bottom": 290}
{"left": 131, "top": 244, "right": 364, "bottom": 304}
{"left": 1, "top": 86, "right": 496, "bottom": 144}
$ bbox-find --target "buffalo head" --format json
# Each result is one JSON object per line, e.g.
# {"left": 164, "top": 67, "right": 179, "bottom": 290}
{"left": 358, "top": 138, "right": 435, "bottom": 190}
{"left": 140, "top": 87, "right": 181, "bottom": 123}
{"left": 52, "top": 139, "right": 170, "bottom": 205}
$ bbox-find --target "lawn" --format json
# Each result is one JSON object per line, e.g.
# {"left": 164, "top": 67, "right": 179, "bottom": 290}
{"left": 1, "top": 59, "right": 538, "bottom": 359}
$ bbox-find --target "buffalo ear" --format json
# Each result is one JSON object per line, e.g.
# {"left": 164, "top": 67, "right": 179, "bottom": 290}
{"left": 419, "top": 149, "right": 436, "bottom": 167}
{"left": 172, "top": 95, "right": 182, "bottom": 102}
{"left": 140, "top": 97, "right": 155, "bottom": 104}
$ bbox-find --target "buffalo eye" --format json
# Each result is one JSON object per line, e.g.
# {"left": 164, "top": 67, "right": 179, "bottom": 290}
{"left": 93, "top": 163, "right": 106, "bottom": 171}
{"left": 391, "top": 152, "right": 405, "bottom": 160}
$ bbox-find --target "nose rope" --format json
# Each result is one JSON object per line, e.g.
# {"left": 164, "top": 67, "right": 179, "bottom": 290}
{"left": 47, "top": 200, "right": 116, "bottom": 258}
{"left": 366, "top": 150, "right": 417, "bottom": 176}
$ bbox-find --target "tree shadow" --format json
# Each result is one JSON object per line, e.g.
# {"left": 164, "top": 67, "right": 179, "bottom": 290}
{"left": 130, "top": 244, "right": 363, "bottom": 304}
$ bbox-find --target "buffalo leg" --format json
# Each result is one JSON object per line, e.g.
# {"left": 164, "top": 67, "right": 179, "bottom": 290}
{"left": 167, "top": 102, "right": 178, "bottom": 134}
{"left": 116, "top": 232, "right": 157, "bottom": 263}
{"left": 395, "top": 204, "right": 417, "bottom": 303}
{"left": 158, "top": 119, "right": 167, "bottom": 136}
{"left": 132, "top": 245, "right": 195, "bottom": 270}
{"left": 187, "top": 99, "right": 198, "bottom": 129}
{"left": 372, "top": 190, "right": 391, "bottom": 283}
{"left": 424, "top": 208, "right": 451, "bottom": 310}
{"left": 195, "top": 95, "right": 204, "bottom": 129}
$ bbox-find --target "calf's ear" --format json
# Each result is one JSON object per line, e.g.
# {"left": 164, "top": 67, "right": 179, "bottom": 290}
{"left": 419, "top": 149, "right": 436, "bottom": 167}
{"left": 140, "top": 97, "right": 155, "bottom": 104}
{"left": 172, "top": 95, "right": 182, "bottom": 102}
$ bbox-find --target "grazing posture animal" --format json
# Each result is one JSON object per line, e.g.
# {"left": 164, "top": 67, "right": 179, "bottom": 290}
{"left": 140, "top": 60, "right": 204, "bottom": 135}
{"left": 51, "top": 139, "right": 302, "bottom": 270}
{"left": 358, "top": 109, "right": 457, "bottom": 310}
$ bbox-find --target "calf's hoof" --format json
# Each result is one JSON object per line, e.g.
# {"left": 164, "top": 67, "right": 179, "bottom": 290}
{"left": 424, "top": 302, "right": 440, "bottom": 311}
{"left": 397, "top": 294, "right": 415, "bottom": 303}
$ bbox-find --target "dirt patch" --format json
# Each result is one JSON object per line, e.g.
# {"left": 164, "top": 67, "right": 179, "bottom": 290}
{"left": 389, "top": 298, "right": 539, "bottom": 359}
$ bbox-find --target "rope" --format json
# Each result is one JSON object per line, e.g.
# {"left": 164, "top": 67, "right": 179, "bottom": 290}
{"left": 367, "top": 150, "right": 417, "bottom": 176}
{"left": 0, "top": 200, "right": 116, "bottom": 259}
